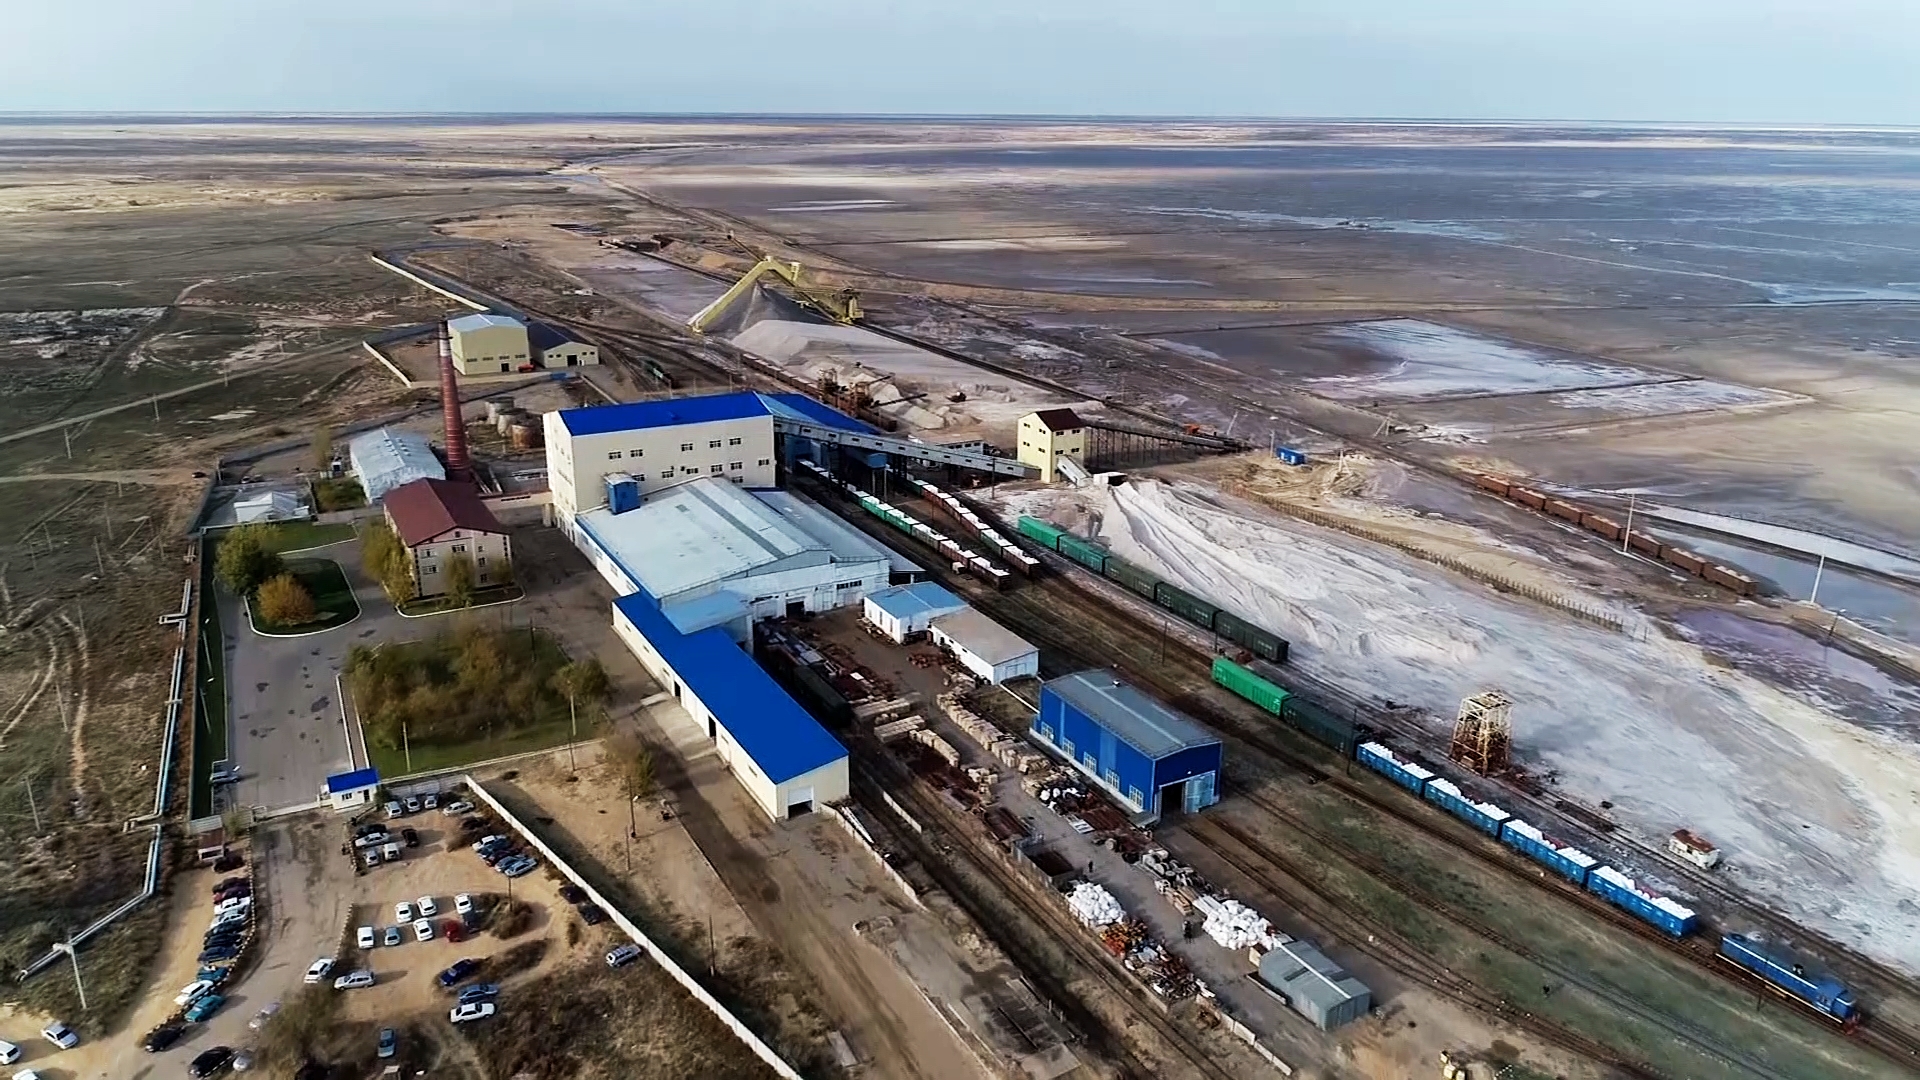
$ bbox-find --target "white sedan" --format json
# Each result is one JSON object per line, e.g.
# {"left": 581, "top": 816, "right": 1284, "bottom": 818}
{"left": 174, "top": 979, "right": 216, "bottom": 1006}
{"left": 416, "top": 895, "right": 438, "bottom": 918}
{"left": 356, "top": 925, "right": 376, "bottom": 949}
{"left": 302, "top": 958, "right": 335, "bottom": 984}
{"left": 449, "top": 1001, "right": 495, "bottom": 1024}
{"left": 454, "top": 893, "right": 474, "bottom": 915}
{"left": 333, "top": 970, "right": 375, "bottom": 991}
{"left": 394, "top": 901, "right": 414, "bottom": 923}
{"left": 413, "top": 918, "right": 435, "bottom": 942}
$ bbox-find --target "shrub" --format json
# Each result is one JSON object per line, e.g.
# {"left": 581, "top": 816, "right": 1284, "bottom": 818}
{"left": 445, "top": 552, "right": 477, "bottom": 607}
{"left": 215, "top": 523, "right": 284, "bottom": 595}
{"left": 256, "top": 572, "right": 316, "bottom": 625}
{"left": 491, "top": 898, "right": 533, "bottom": 939}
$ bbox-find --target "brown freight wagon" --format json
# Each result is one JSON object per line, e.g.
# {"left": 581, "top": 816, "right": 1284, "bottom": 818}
{"left": 1626, "top": 531, "right": 1663, "bottom": 557}
{"left": 1703, "top": 565, "right": 1758, "bottom": 596}
{"left": 1661, "top": 547, "right": 1707, "bottom": 576}
{"left": 1581, "top": 513, "right": 1624, "bottom": 542}
{"left": 1476, "top": 474, "right": 1513, "bottom": 496}
{"left": 1545, "top": 499, "right": 1586, "bottom": 524}
{"left": 1511, "top": 488, "right": 1547, "bottom": 510}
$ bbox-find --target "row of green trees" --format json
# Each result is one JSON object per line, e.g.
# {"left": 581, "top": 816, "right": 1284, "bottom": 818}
{"left": 215, "top": 523, "right": 315, "bottom": 626}
{"left": 345, "top": 625, "right": 609, "bottom": 753}
{"left": 362, "top": 520, "right": 491, "bottom": 608}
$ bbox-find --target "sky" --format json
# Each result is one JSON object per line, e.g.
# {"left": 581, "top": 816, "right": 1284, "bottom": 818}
{"left": 3, "top": 0, "right": 1918, "bottom": 124}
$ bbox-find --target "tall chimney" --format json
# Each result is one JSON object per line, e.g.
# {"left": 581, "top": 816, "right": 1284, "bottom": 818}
{"left": 439, "top": 321, "right": 471, "bottom": 481}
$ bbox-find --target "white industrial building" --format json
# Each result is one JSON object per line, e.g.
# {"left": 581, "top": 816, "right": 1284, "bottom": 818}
{"left": 448, "top": 312, "right": 530, "bottom": 375}
{"left": 862, "top": 582, "right": 968, "bottom": 643}
{"left": 574, "top": 476, "right": 891, "bottom": 639}
{"left": 528, "top": 322, "right": 600, "bottom": 369}
{"left": 929, "top": 607, "right": 1040, "bottom": 685}
{"left": 349, "top": 426, "right": 445, "bottom": 502}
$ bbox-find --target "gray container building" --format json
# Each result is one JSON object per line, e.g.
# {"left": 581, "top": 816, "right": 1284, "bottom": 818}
{"left": 1257, "top": 938, "right": 1372, "bottom": 1030}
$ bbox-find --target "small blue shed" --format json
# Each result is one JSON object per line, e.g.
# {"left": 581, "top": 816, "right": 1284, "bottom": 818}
{"left": 1032, "top": 670, "right": 1222, "bottom": 822}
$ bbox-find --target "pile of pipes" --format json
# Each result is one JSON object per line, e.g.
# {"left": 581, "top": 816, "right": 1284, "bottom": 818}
{"left": 1126, "top": 941, "right": 1201, "bottom": 1002}
{"left": 1195, "top": 895, "right": 1288, "bottom": 952}
{"left": 1066, "top": 882, "right": 1125, "bottom": 928}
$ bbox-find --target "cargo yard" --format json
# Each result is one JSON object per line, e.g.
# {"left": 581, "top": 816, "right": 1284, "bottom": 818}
{"left": 6, "top": 116, "right": 1920, "bottom": 1080}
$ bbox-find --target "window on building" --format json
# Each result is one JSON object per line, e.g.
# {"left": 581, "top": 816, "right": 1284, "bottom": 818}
{"left": 757, "top": 458, "right": 771, "bottom": 467}
{"left": 728, "top": 437, "right": 742, "bottom": 446}
{"left": 1061, "top": 738, "right": 1074, "bottom": 758}
{"left": 451, "top": 544, "right": 466, "bottom": 553}
{"left": 607, "top": 451, "right": 622, "bottom": 460}
{"left": 708, "top": 439, "right": 721, "bottom": 448}
{"left": 682, "top": 466, "right": 698, "bottom": 475}
{"left": 628, "top": 448, "right": 643, "bottom": 457}
{"left": 680, "top": 442, "right": 694, "bottom": 452}
{"left": 1128, "top": 786, "right": 1144, "bottom": 807}
{"left": 1082, "top": 752, "right": 1096, "bottom": 770}
{"left": 1103, "top": 768, "right": 1119, "bottom": 788}
{"left": 477, "top": 557, "right": 487, "bottom": 567}
{"left": 633, "top": 472, "right": 645, "bottom": 481}
{"left": 728, "top": 461, "right": 742, "bottom": 471}
{"left": 423, "top": 563, "right": 438, "bottom": 574}
{"left": 1039, "top": 723, "right": 1054, "bottom": 742}
{"left": 709, "top": 464, "right": 723, "bottom": 474}
{"left": 836, "top": 579, "right": 862, "bottom": 589}
{"left": 729, "top": 476, "right": 743, "bottom": 484}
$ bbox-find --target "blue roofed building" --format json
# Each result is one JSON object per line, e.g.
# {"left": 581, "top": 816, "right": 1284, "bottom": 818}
{"left": 1033, "top": 670, "right": 1222, "bottom": 823}
{"left": 323, "top": 767, "right": 380, "bottom": 812}
{"left": 613, "top": 589, "right": 848, "bottom": 820}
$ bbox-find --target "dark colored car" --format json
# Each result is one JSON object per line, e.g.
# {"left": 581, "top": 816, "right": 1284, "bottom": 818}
{"left": 212, "top": 877, "right": 249, "bottom": 897}
{"left": 401, "top": 827, "right": 419, "bottom": 848}
{"left": 188, "top": 1045, "right": 234, "bottom": 1077}
{"left": 459, "top": 816, "right": 487, "bottom": 832}
{"left": 577, "top": 903, "right": 607, "bottom": 926}
{"left": 436, "top": 957, "right": 480, "bottom": 989}
{"left": 212, "top": 853, "right": 243, "bottom": 873}
{"left": 142, "top": 1024, "right": 184, "bottom": 1052}
{"left": 558, "top": 884, "right": 587, "bottom": 904}
{"left": 377, "top": 1027, "right": 397, "bottom": 1059}
{"left": 198, "top": 946, "right": 240, "bottom": 963}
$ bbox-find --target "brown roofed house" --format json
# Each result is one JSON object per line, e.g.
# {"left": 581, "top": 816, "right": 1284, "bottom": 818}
{"left": 382, "top": 478, "right": 512, "bottom": 599}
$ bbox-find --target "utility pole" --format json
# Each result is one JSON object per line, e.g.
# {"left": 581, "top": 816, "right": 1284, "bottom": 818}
{"left": 63, "top": 426, "right": 73, "bottom": 461}
{"left": 402, "top": 722, "right": 412, "bottom": 775}
{"left": 56, "top": 685, "right": 69, "bottom": 734}
{"left": 1621, "top": 495, "right": 1637, "bottom": 554}
{"left": 57, "top": 939, "right": 88, "bottom": 1012}
{"left": 566, "top": 690, "right": 578, "bottom": 777}
{"left": 1809, "top": 554, "right": 1828, "bottom": 606}
{"left": 23, "top": 772, "right": 43, "bottom": 834}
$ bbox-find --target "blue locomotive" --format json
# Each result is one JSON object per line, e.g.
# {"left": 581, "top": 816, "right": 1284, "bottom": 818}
{"left": 1719, "top": 934, "right": 1859, "bottom": 1024}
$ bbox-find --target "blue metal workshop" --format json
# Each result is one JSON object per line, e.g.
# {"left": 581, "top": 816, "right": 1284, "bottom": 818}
{"left": 1032, "top": 670, "right": 1222, "bottom": 822}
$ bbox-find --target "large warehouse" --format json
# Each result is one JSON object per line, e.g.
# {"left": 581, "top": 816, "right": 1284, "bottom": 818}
{"left": 614, "top": 590, "right": 847, "bottom": 820}
{"left": 544, "top": 390, "right": 870, "bottom": 535}
{"left": 1032, "top": 670, "right": 1222, "bottom": 822}
{"left": 574, "top": 476, "right": 891, "bottom": 639}
{"left": 349, "top": 426, "right": 445, "bottom": 502}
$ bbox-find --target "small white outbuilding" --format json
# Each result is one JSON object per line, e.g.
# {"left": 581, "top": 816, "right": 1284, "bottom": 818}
{"left": 861, "top": 582, "right": 967, "bottom": 644}
{"left": 930, "top": 607, "right": 1040, "bottom": 684}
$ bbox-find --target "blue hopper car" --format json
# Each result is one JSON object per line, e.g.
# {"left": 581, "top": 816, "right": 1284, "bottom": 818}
{"left": 1356, "top": 742, "right": 1434, "bottom": 795}
{"left": 1719, "top": 934, "right": 1858, "bottom": 1023}
{"left": 1422, "top": 778, "right": 1512, "bottom": 837}
{"left": 1498, "top": 819, "right": 1598, "bottom": 886}
{"left": 1586, "top": 866, "right": 1697, "bottom": 937}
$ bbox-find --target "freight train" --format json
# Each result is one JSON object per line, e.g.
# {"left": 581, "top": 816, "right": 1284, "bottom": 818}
{"left": 1017, "top": 516, "right": 1290, "bottom": 662}
{"left": 1718, "top": 934, "right": 1860, "bottom": 1025}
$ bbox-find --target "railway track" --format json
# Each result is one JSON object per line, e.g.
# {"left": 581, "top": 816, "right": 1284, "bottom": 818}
{"left": 847, "top": 743, "right": 1240, "bottom": 1080}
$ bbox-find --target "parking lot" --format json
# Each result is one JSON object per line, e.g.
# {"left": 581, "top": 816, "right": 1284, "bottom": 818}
{"left": 15, "top": 781, "right": 597, "bottom": 1079}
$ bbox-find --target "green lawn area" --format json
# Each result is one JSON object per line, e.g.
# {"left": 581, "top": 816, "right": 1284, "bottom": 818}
{"left": 189, "top": 554, "right": 227, "bottom": 820}
{"left": 312, "top": 478, "right": 366, "bottom": 513}
{"left": 397, "top": 583, "right": 525, "bottom": 616}
{"left": 260, "top": 519, "right": 356, "bottom": 553}
{"left": 249, "top": 557, "right": 360, "bottom": 635}
{"left": 367, "top": 716, "right": 596, "bottom": 779}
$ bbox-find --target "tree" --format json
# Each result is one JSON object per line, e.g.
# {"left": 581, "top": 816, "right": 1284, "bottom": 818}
{"left": 256, "top": 572, "right": 316, "bottom": 625}
{"left": 444, "top": 552, "right": 477, "bottom": 607}
{"left": 551, "top": 658, "right": 610, "bottom": 706}
{"left": 362, "top": 522, "right": 415, "bottom": 603}
{"left": 215, "top": 523, "right": 284, "bottom": 596}
{"left": 311, "top": 425, "right": 334, "bottom": 473}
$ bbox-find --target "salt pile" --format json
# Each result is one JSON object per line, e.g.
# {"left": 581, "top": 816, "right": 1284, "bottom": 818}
{"left": 1195, "top": 895, "right": 1286, "bottom": 951}
{"left": 1067, "top": 882, "right": 1124, "bottom": 928}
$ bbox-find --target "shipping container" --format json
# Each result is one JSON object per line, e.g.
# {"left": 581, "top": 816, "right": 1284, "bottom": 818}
{"left": 1661, "top": 547, "right": 1707, "bottom": 576}
{"left": 1586, "top": 866, "right": 1697, "bottom": 936}
{"left": 1056, "top": 533, "right": 1111, "bottom": 573}
{"left": 1275, "top": 446, "right": 1309, "bottom": 467}
{"left": 1422, "top": 778, "right": 1511, "bottom": 837}
{"left": 1215, "top": 609, "right": 1288, "bottom": 663}
{"left": 1581, "top": 513, "right": 1624, "bottom": 542}
{"left": 1499, "top": 819, "right": 1597, "bottom": 886}
{"left": 1626, "top": 531, "right": 1663, "bottom": 557}
{"left": 1103, "top": 556, "right": 1163, "bottom": 600}
{"left": 1281, "top": 696, "right": 1358, "bottom": 758}
{"left": 1017, "top": 516, "right": 1067, "bottom": 551}
{"left": 1511, "top": 488, "right": 1547, "bottom": 510}
{"left": 1212, "top": 656, "right": 1289, "bottom": 715}
{"left": 1154, "top": 580, "right": 1218, "bottom": 630}
{"left": 1545, "top": 499, "right": 1586, "bottom": 524}
{"left": 1718, "top": 935, "right": 1857, "bottom": 1022}
{"left": 1475, "top": 474, "right": 1513, "bottom": 496}
{"left": 1356, "top": 742, "right": 1434, "bottom": 794}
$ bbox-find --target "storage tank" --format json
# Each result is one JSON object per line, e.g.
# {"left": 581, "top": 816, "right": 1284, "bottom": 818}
{"left": 494, "top": 409, "right": 516, "bottom": 435}
{"left": 484, "top": 399, "right": 511, "bottom": 422}
{"left": 509, "top": 419, "right": 542, "bottom": 451}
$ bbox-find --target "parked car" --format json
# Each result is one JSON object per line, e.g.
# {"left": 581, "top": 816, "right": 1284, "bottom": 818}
{"left": 174, "top": 979, "right": 216, "bottom": 1006}
{"left": 578, "top": 903, "right": 607, "bottom": 926}
{"left": 460, "top": 816, "right": 488, "bottom": 833}
{"left": 501, "top": 856, "right": 536, "bottom": 878}
{"left": 385, "top": 800, "right": 404, "bottom": 818}
{"left": 184, "top": 994, "right": 227, "bottom": 1023}
{"left": 198, "top": 946, "right": 239, "bottom": 964}
{"left": 0, "top": 1041, "right": 18, "bottom": 1065}
{"left": 356, "top": 926, "right": 375, "bottom": 950}
{"left": 423, "top": 793, "right": 438, "bottom": 810}
{"left": 413, "top": 918, "right": 435, "bottom": 942}
{"left": 401, "top": 827, "right": 419, "bottom": 848}
{"left": 381, "top": 842, "right": 402, "bottom": 862}
{"left": 605, "top": 944, "right": 642, "bottom": 968}
{"left": 249, "top": 1002, "right": 280, "bottom": 1030}
{"left": 213, "top": 895, "right": 251, "bottom": 915}
{"left": 457, "top": 983, "right": 499, "bottom": 1004}
{"left": 417, "top": 895, "right": 438, "bottom": 917}
{"left": 445, "top": 919, "right": 468, "bottom": 943}
{"left": 362, "top": 848, "right": 383, "bottom": 869}
{"left": 231, "top": 1046, "right": 254, "bottom": 1072}
{"left": 384, "top": 925, "right": 402, "bottom": 947}
{"left": 212, "top": 852, "right": 244, "bottom": 872}
{"left": 377, "top": 1028, "right": 398, "bottom": 1059}
{"left": 188, "top": 1046, "right": 233, "bottom": 1078}
{"left": 12, "top": 1069, "right": 42, "bottom": 1080}
{"left": 212, "top": 877, "right": 249, "bottom": 897}
{"left": 558, "top": 884, "right": 587, "bottom": 904}
{"left": 197, "top": 966, "right": 233, "bottom": 985}
{"left": 353, "top": 831, "right": 390, "bottom": 849}
{"left": 403, "top": 797, "right": 420, "bottom": 814}
{"left": 302, "top": 957, "right": 334, "bottom": 984}
{"left": 449, "top": 1001, "right": 495, "bottom": 1024}
{"left": 454, "top": 893, "right": 475, "bottom": 915}
{"left": 140, "top": 1025, "right": 183, "bottom": 1053}
{"left": 436, "top": 958, "right": 479, "bottom": 988}
{"left": 442, "top": 800, "right": 474, "bottom": 816}
{"left": 394, "top": 901, "right": 414, "bottom": 922}
{"left": 333, "top": 970, "right": 375, "bottom": 991}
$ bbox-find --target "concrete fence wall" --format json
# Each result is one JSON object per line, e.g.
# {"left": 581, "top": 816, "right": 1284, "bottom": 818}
{"left": 462, "top": 773, "right": 807, "bottom": 1080}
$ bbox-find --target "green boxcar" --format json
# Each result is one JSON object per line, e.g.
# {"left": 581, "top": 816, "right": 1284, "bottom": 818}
{"left": 1017, "top": 515, "right": 1068, "bottom": 550}
{"left": 1282, "top": 696, "right": 1358, "bottom": 757}
{"left": 1154, "top": 580, "right": 1218, "bottom": 630}
{"left": 1212, "top": 656, "right": 1289, "bottom": 715}
{"left": 1056, "top": 533, "right": 1110, "bottom": 573}
{"left": 1215, "top": 609, "right": 1289, "bottom": 663}
{"left": 1103, "top": 556, "right": 1162, "bottom": 600}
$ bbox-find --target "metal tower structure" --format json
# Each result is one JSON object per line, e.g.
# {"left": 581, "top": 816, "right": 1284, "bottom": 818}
{"left": 1450, "top": 690, "right": 1513, "bottom": 775}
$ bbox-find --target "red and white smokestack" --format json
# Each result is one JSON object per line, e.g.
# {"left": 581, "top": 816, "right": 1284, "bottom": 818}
{"left": 439, "top": 321, "right": 471, "bottom": 481}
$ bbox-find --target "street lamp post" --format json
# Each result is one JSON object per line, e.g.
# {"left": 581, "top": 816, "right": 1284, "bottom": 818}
{"left": 56, "top": 939, "right": 87, "bottom": 1013}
